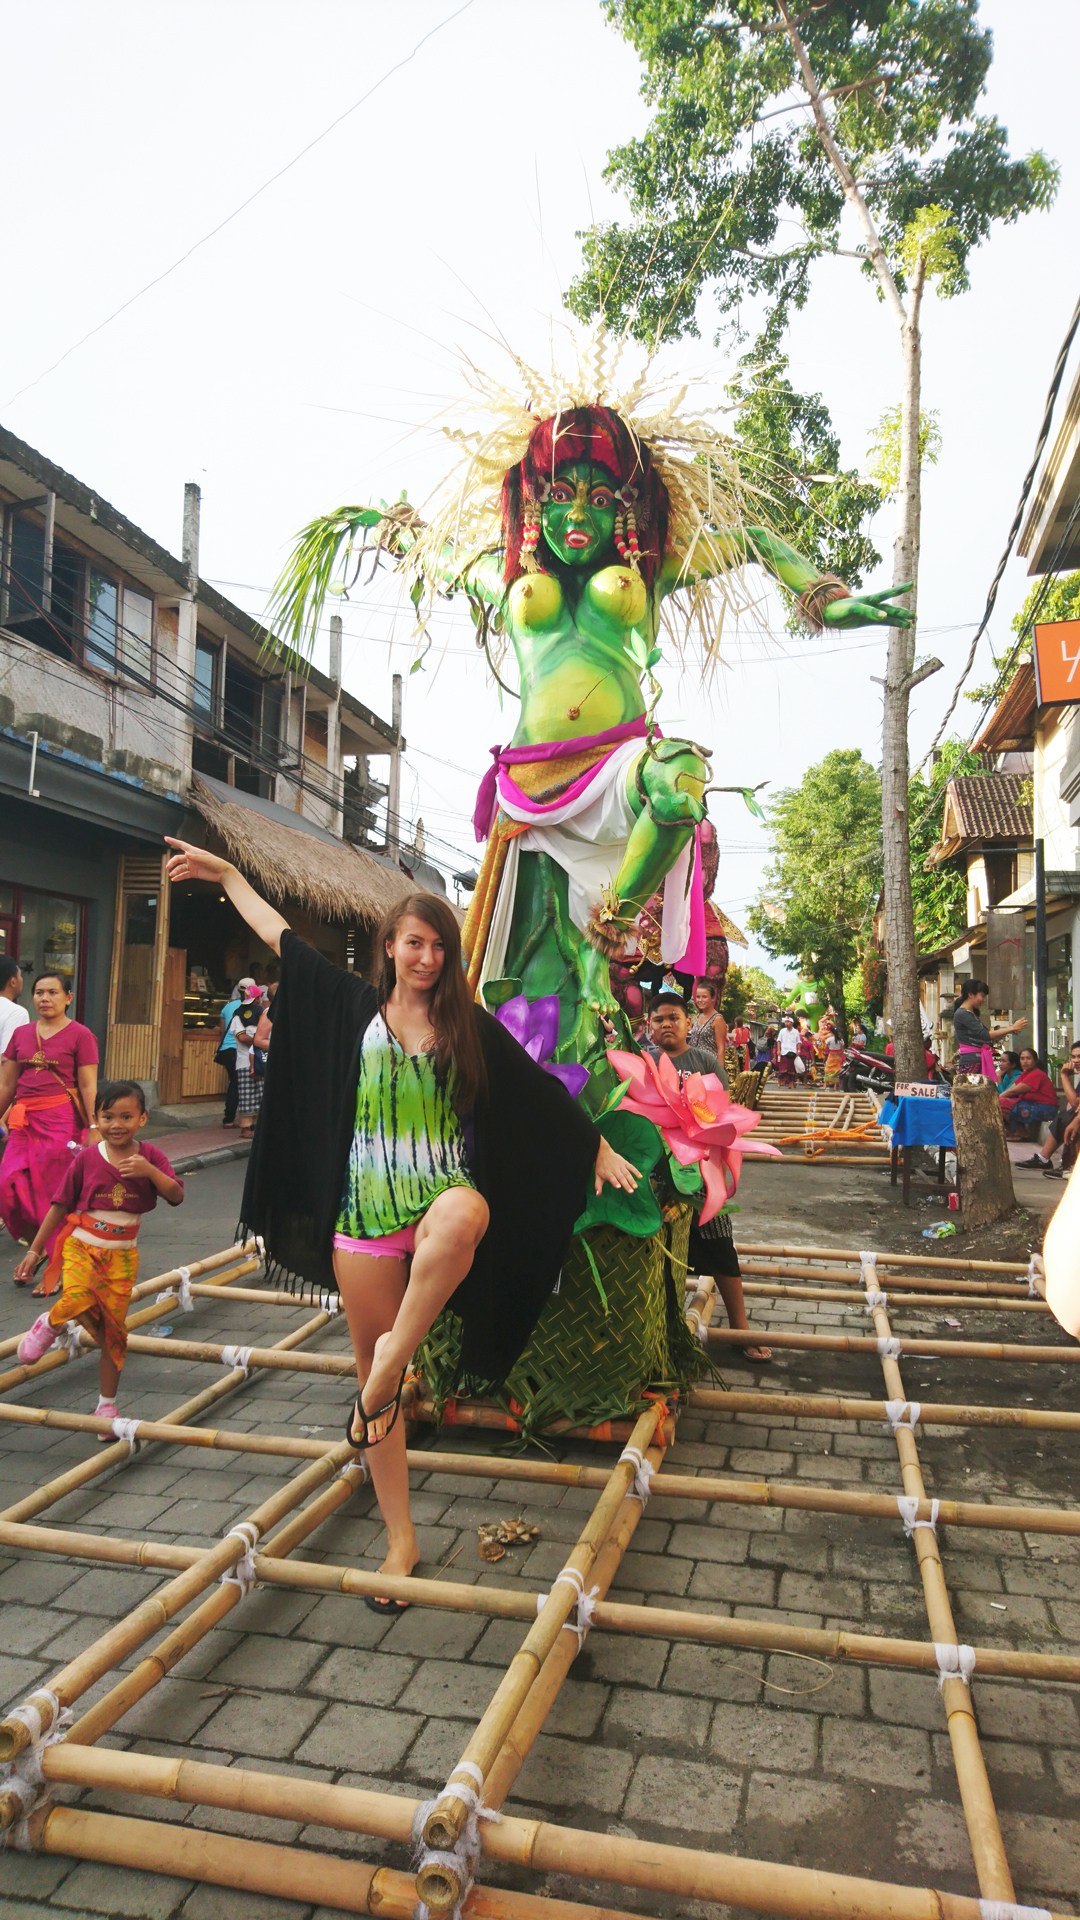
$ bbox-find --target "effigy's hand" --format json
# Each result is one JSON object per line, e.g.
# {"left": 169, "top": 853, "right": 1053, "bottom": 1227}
{"left": 594, "top": 1138, "right": 642, "bottom": 1196}
{"left": 822, "top": 584, "right": 914, "bottom": 629}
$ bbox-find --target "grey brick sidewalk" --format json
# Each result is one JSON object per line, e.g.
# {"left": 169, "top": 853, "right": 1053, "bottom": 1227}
{"left": 0, "top": 1160, "right": 1077, "bottom": 1919}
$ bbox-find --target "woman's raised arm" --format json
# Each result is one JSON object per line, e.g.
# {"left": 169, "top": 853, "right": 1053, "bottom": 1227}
{"left": 164, "top": 841, "right": 289, "bottom": 956}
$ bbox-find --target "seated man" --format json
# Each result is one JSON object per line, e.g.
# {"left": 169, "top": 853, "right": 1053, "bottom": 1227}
{"left": 1018, "top": 1038, "right": 1080, "bottom": 1178}
{"left": 999, "top": 1049, "right": 1060, "bottom": 1141}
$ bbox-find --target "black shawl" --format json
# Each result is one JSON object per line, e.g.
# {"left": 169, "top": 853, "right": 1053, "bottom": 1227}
{"left": 239, "top": 929, "right": 601, "bottom": 1385}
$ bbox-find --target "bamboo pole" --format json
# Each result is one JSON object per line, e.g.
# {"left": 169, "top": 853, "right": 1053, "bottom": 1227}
{"left": 0, "top": 1241, "right": 256, "bottom": 1358}
{"left": 27, "top": 1763, "right": 1074, "bottom": 1920}
{"left": 738, "top": 1281, "right": 1048, "bottom": 1311}
{"left": 120, "top": 1330, "right": 355, "bottom": 1374}
{"left": 0, "top": 1516, "right": 1074, "bottom": 1680}
{"left": 59, "top": 1442, "right": 366, "bottom": 1752}
{"left": 691, "top": 1385, "right": 1080, "bottom": 1431}
{"left": 418, "top": 1400, "right": 665, "bottom": 1866}
{"left": 0, "top": 1296, "right": 332, "bottom": 1527}
{"left": 706, "top": 1326, "right": 1079, "bottom": 1362}
{"left": 739, "top": 1258, "right": 1031, "bottom": 1295}
{"left": 866, "top": 1269, "right": 1015, "bottom": 1903}
{"left": 0, "top": 1313, "right": 340, "bottom": 1763}
{"left": 737, "top": 1241, "right": 1030, "bottom": 1275}
{"left": 0, "top": 1255, "right": 260, "bottom": 1396}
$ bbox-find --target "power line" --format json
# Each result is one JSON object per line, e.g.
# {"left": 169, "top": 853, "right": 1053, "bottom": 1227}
{"left": 3, "top": 1, "right": 476, "bottom": 410}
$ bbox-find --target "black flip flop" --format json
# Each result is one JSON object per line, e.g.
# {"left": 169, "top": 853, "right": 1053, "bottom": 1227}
{"left": 345, "top": 1369, "right": 407, "bottom": 1450}
{"left": 364, "top": 1591, "right": 411, "bottom": 1616}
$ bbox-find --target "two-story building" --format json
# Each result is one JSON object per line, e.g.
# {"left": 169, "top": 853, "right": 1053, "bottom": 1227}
{"left": 0, "top": 425, "right": 435, "bottom": 1104}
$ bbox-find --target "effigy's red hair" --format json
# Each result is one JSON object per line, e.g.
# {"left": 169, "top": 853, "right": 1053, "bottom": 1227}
{"left": 501, "top": 405, "right": 669, "bottom": 589}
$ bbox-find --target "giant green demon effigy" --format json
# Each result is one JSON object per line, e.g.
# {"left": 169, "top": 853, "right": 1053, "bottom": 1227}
{"left": 273, "top": 330, "right": 911, "bottom": 1437}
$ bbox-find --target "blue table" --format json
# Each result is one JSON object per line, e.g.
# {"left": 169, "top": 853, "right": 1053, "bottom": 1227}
{"left": 879, "top": 1094, "right": 956, "bottom": 1205}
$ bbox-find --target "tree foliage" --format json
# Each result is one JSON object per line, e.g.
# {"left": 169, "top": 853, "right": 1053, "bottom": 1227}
{"left": 726, "top": 331, "right": 882, "bottom": 590}
{"left": 747, "top": 749, "right": 882, "bottom": 1002}
{"left": 966, "top": 570, "right": 1080, "bottom": 709}
{"left": 908, "top": 738, "right": 985, "bottom": 951}
{"left": 866, "top": 402, "right": 941, "bottom": 497}
{"left": 569, "top": 1, "right": 1056, "bottom": 344}
{"left": 721, "top": 962, "right": 751, "bottom": 1022}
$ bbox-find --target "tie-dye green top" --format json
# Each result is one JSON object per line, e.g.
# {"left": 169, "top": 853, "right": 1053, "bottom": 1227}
{"left": 335, "top": 1012, "right": 474, "bottom": 1238}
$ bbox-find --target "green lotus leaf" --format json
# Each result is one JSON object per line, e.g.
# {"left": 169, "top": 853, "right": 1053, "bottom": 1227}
{"left": 573, "top": 1110, "right": 663, "bottom": 1238}
{"left": 666, "top": 1150, "right": 705, "bottom": 1197}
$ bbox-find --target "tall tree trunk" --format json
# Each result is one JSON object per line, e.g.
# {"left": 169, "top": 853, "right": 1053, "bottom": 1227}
{"left": 776, "top": 1, "right": 942, "bottom": 1086}
{"left": 882, "top": 264, "right": 933, "bottom": 1083}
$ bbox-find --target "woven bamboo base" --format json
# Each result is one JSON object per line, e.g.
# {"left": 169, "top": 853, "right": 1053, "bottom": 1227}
{"left": 413, "top": 1209, "right": 709, "bottom": 1443}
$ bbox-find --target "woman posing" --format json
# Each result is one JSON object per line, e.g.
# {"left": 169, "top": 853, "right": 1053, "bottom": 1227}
{"left": 0, "top": 972, "right": 98, "bottom": 1294}
{"left": 164, "top": 839, "right": 640, "bottom": 1609}
{"left": 688, "top": 978, "right": 729, "bottom": 1087}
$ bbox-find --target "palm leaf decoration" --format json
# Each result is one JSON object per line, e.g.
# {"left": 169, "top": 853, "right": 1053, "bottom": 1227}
{"left": 265, "top": 497, "right": 423, "bottom": 663}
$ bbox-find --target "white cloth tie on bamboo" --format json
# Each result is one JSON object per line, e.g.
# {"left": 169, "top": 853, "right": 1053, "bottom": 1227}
{"left": 411, "top": 1760, "right": 501, "bottom": 1920}
{"left": 318, "top": 1291, "right": 340, "bottom": 1315}
{"left": 897, "top": 1494, "right": 939, "bottom": 1537}
{"left": 978, "top": 1903, "right": 1052, "bottom": 1920}
{"left": 859, "top": 1251, "right": 879, "bottom": 1288}
{"left": 864, "top": 1289, "right": 888, "bottom": 1313}
{"left": 221, "top": 1345, "right": 253, "bottom": 1378}
{"left": 535, "top": 1566, "right": 601, "bottom": 1651}
{"left": 57, "top": 1320, "right": 83, "bottom": 1360}
{"left": 935, "top": 1642, "right": 976, "bottom": 1689}
{"left": 336, "top": 1459, "right": 370, "bottom": 1486}
{"left": 884, "top": 1400, "right": 921, "bottom": 1431}
{"left": 619, "top": 1445, "right": 655, "bottom": 1506}
{"left": 0, "top": 1689, "right": 73, "bottom": 1848}
{"left": 110, "top": 1417, "right": 141, "bottom": 1453}
{"left": 157, "top": 1266, "right": 193, "bottom": 1313}
{"left": 1026, "top": 1253, "right": 1045, "bottom": 1299}
{"left": 876, "top": 1336, "right": 902, "bottom": 1359}
{"left": 219, "top": 1521, "right": 260, "bottom": 1596}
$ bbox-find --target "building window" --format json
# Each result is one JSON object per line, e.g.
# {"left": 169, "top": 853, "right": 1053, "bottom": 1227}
{"left": 194, "top": 635, "right": 218, "bottom": 719}
{"left": 0, "top": 881, "right": 87, "bottom": 1017}
{"left": 87, "top": 572, "right": 154, "bottom": 684}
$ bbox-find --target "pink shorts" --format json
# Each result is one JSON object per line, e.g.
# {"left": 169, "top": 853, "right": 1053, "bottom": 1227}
{"left": 333, "top": 1225, "right": 416, "bottom": 1259}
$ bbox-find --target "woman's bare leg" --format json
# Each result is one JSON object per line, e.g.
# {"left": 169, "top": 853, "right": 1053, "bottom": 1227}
{"left": 334, "top": 1248, "right": 418, "bottom": 1590}
{"left": 361, "top": 1187, "right": 489, "bottom": 1425}
{"left": 713, "top": 1270, "right": 771, "bottom": 1361}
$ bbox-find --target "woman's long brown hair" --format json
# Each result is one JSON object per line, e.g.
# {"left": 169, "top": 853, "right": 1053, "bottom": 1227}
{"left": 373, "top": 891, "right": 486, "bottom": 1112}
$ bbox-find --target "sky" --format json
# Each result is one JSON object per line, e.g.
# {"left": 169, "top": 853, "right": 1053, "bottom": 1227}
{"left": 2, "top": 0, "right": 1078, "bottom": 976}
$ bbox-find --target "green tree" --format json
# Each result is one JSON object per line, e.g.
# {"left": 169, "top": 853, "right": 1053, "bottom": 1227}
{"left": 725, "top": 331, "right": 882, "bottom": 603}
{"left": 908, "top": 739, "right": 985, "bottom": 951}
{"left": 747, "top": 749, "right": 882, "bottom": 1033}
{"left": 570, "top": 0, "right": 1057, "bottom": 1083}
{"left": 967, "top": 570, "right": 1080, "bottom": 709}
{"left": 721, "top": 962, "right": 751, "bottom": 1023}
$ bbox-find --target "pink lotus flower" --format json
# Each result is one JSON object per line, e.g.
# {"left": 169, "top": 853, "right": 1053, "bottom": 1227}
{"left": 606, "top": 1048, "right": 782, "bottom": 1223}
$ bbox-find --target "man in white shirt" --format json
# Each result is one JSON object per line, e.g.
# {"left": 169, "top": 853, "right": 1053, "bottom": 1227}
{"left": 775, "top": 1014, "right": 800, "bottom": 1087}
{"left": 0, "top": 958, "right": 28, "bottom": 1057}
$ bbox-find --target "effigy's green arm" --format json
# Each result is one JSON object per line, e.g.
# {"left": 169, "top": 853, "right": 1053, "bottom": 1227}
{"left": 428, "top": 546, "right": 505, "bottom": 607}
{"left": 661, "top": 523, "right": 915, "bottom": 629}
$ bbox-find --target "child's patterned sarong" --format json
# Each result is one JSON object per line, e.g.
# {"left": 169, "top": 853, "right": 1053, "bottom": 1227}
{"left": 47, "top": 1238, "right": 139, "bottom": 1370}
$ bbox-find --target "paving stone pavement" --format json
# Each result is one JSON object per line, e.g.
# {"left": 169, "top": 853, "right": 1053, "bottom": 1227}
{"left": 0, "top": 1158, "right": 1077, "bottom": 1919}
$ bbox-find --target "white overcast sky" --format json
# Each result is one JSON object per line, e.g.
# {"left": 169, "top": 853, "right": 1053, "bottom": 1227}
{"left": 3, "top": 0, "right": 1077, "bottom": 974}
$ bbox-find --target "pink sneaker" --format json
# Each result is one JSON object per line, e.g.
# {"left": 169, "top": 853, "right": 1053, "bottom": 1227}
{"left": 94, "top": 1399, "right": 118, "bottom": 1419}
{"left": 18, "top": 1313, "right": 57, "bottom": 1365}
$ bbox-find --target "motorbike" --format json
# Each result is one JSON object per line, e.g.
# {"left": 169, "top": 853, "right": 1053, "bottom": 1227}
{"left": 839, "top": 1045, "right": 948, "bottom": 1096}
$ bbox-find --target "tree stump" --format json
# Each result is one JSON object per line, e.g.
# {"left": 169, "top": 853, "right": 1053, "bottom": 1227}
{"left": 951, "top": 1077, "right": 1016, "bottom": 1227}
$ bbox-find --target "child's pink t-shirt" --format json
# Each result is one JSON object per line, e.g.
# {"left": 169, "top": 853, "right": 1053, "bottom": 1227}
{"left": 50, "top": 1140, "right": 182, "bottom": 1217}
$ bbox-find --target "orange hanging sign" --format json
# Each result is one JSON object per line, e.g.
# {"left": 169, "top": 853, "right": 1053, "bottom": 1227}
{"left": 1033, "top": 618, "right": 1080, "bottom": 707}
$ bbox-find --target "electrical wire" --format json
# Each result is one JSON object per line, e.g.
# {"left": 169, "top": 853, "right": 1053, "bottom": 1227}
{"left": 3, "top": 0, "right": 476, "bottom": 410}
{"left": 919, "top": 287, "right": 1080, "bottom": 768}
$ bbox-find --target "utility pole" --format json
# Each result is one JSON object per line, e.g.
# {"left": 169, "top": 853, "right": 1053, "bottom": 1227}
{"left": 387, "top": 672, "right": 403, "bottom": 863}
{"left": 1035, "top": 838, "right": 1047, "bottom": 1061}
{"left": 178, "top": 482, "right": 201, "bottom": 788}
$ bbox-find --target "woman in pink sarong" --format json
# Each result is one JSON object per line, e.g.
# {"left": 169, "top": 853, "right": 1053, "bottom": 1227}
{"left": 0, "top": 972, "right": 98, "bottom": 1295}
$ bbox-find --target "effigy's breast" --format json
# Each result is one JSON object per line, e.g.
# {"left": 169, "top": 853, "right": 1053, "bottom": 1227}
{"left": 508, "top": 571, "right": 563, "bottom": 630}
{"left": 586, "top": 564, "right": 647, "bottom": 629}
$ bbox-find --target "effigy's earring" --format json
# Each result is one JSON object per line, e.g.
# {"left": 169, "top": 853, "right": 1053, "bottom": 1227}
{"left": 521, "top": 501, "right": 541, "bottom": 572}
{"left": 613, "top": 508, "right": 642, "bottom": 573}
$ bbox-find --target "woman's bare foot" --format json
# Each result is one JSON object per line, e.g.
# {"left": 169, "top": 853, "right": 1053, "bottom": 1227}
{"left": 366, "top": 1524, "right": 420, "bottom": 1613}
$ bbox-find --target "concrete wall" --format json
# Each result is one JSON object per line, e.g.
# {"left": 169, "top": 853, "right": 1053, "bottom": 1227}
{"left": 0, "top": 624, "right": 186, "bottom": 800}
{"left": 1035, "top": 708, "right": 1078, "bottom": 870}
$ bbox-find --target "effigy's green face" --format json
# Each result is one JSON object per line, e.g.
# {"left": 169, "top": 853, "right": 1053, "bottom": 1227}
{"left": 541, "top": 461, "right": 618, "bottom": 567}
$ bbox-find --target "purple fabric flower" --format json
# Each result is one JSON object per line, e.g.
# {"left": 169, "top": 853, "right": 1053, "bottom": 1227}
{"left": 494, "top": 993, "right": 589, "bottom": 1097}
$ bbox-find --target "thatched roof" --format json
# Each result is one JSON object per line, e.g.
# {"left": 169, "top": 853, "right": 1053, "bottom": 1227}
{"left": 189, "top": 777, "right": 411, "bottom": 926}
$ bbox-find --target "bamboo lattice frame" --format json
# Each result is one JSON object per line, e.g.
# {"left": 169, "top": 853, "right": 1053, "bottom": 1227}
{"left": 0, "top": 1235, "right": 1075, "bottom": 1918}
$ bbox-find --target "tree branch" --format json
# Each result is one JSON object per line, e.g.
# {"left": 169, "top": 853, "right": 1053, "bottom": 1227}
{"left": 902, "top": 657, "right": 943, "bottom": 695}
{"left": 774, "top": 0, "right": 907, "bottom": 329}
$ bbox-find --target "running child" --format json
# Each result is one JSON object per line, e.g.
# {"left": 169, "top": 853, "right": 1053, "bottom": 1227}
{"left": 13, "top": 1080, "right": 184, "bottom": 1422}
